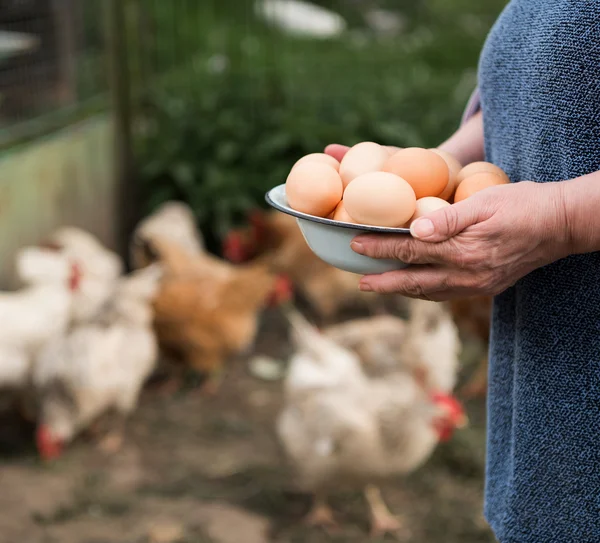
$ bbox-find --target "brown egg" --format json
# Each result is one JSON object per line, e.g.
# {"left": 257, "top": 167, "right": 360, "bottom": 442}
{"left": 293, "top": 153, "right": 340, "bottom": 171}
{"left": 331, "top": 201, "right": 355, "bottom": 223}
{"left": 382, "top": 147, "right": 449, "bottom": 199}
{"left": 457, "top": 161, "right": 510, "bottom": 184}
{"left": 454, "top": 172, "right": 509, "bottom": 203}
{"left": 339, "top": 142, "right": 390, "bottom": 188}
{"left": 286, "top": 162, "right": 343, "bottom": 217}
{"left": 409, "top": 196, "right": 451, "bottom": 225}
{"left": 430, "top": 149, "right": 462, "bottom": 201}
{"left": 343, "top": 172, "right": 417, "bottom": 227}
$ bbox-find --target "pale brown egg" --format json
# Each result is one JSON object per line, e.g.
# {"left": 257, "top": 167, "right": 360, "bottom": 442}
{"left": 339, "top": 142, "right": 390, "bottom": 188}
{"left": 293, "top": 153, "right": 340, "bottom": 171}
{"left": 454, "top": 172, "right": 509, "bottom": 203}
{"left": 331, "top": 201, "right": 355, "bottom": 223}
{"left": 382, "top": 147, "right": 449, "bottom": 199}
{"left": 457, "top": 161, "right": 510, "bottom": 185}
{"left": 430, "top": 149, "right": 462, "bottom": 201}
{"left": 409, "top": 196, "right": 451, "bottom": 225}
{"left": 343, "top": 172, "right": 417, "bottom": 227}
{"left": 286, "top": 162, "right": 343, "bottom": 217}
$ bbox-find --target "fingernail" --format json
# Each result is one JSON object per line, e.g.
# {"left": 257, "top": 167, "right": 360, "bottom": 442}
{"left": 410, "top": 218, "right": 435, "bottom": 239}
{"left": 351, "top": 241, "right": 365, "bottom": 254}
{"left": 359, "top": 281, "right": 372, "bottom": 292}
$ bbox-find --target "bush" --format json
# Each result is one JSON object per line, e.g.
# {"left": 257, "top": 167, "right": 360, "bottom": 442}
{"left": 134, "top": 0, "right": 505, "bottom": 245}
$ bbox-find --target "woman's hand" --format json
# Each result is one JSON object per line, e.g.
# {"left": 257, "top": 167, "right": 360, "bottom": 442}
{"left": 349, "top": 181, "right": 572, "bottom": 301}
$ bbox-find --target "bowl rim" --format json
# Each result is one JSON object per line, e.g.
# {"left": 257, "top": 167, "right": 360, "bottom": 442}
{"left": 265, "top": 184, "right": 411, "bottom": 234}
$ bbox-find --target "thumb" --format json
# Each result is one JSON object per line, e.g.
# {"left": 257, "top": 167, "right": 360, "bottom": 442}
{"left": 409, "top": 199, "right": 484, "bottom": 242}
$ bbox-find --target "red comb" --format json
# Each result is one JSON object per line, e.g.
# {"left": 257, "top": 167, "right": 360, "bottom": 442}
{"left": 431, "top": 392, "right": 463, "bottom": 412}
{"left": 69, "top": 262, "right": 83, "bottom": 292}
{"left": 222, "top": 231, "right": 249, "bottom": 263}
{"left": 268, "top": 274, "right": 294, "bottom": 306}
{"left": 248, "top": 210, "right": 268, "bottom": 241}
{"left": 36, "top": 425, "right": 63, "bottom": 461}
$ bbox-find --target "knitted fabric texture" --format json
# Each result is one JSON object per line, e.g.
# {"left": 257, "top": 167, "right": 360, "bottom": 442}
{"left": 464, "top": 2, "right": 600, "bottom": 542}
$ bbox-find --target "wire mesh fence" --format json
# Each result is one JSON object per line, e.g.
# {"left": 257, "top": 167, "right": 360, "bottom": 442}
{"left": 0, "top": 0, "right": 107, "bottom": 146}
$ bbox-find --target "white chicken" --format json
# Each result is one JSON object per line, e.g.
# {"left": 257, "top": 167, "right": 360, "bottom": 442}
{"left": 33, "top": 264, "right": 162, "bottom": 460}
{"left": 0, "top": 345, "right": 31, "bottom": 413}
{"left": 41, "top": 227, "right": 124, "bottom": 323}
{"left": 324, "top": 314, "right": 408, "bottom": 378}
{"left": 130, "top": 201, "right": 204, "bottom": 270}
{"left": 0, "top": 247, "right": 81, "bottom": 361}
{"left": 401, "top": 299, "right": 461, "bottom": 393}
{"left": 0, "top": 247, "right": 81, "bottom": 416}
{"left": 324, "top": 299, "right": 461, "bottom": 393}
{"left": 277, "top": 307, "right": 467, "bottom": 537}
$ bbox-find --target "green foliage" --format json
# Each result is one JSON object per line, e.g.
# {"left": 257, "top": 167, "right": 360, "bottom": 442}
{"left": 134, "top": 0, "right": 506, "bottom": 241}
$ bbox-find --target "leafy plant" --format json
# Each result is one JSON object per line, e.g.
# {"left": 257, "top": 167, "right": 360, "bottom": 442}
{"left": 133, "top": 0, "right": 506, "bottom": 244}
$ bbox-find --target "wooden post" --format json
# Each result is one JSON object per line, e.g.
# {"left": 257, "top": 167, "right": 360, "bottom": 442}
{"left": 50, "top": 0, "right": 77, "bottom": 106}
{"left": 104, "top": 0, "right": 136, "bottom": 265}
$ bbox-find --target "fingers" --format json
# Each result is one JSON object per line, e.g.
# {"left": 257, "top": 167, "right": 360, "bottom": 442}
{"left": 359, "top": 266, "right": 455, "bottom": 298}
{"left": 359, "top": 267, "right": 482, "bottom": 300}
{"left": 351, "top": 235, "right": 465, "bottom": 266}
{"left": 324, "top": 144, "right": 350, "bottom": 162}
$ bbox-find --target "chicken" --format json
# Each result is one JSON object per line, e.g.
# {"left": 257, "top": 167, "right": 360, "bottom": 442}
{"left": 401, "top": 299, "right": 462, "bottom": 393}
{"left": 0, "top": 247, "right": 82, "bottom": 417}
{"left": 324, "top": 315, "right": 407, "bottom": 378}
{"left": 222, "top": 209, "right": 392, "bottom": 323}
{"left": 33, "top": 264, "right": 162, "bottom": 461}
{"left": 0, "top": 346, "right": 30, "bottom": 391}
{"left": 448, "top": 296, "right": 492, "bottom": 398}
{"left": 277, "top": 307, "right": 467, "bottom": 536}
{"left": 149, "top": 236, "right": 292, "bottom": 393}
{"left": 0, "top": 246, "right": 82, "bottom": 360}
{"left": 0, "top": 345, "right": 31, "bottom": 413}
{"left": 324, "top": 299, "right": 461, "bottom": 393}
{"left": 40, "top": 227, "right": 124, "bottom": 323}
{"left": 130, "top": 201, "right": 204, "bottom": 270}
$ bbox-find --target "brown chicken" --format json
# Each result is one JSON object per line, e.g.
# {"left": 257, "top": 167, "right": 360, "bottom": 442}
{"left": 222, "top": 209, "right": 396, "bottom": 323}
{"left": 149, "top": 236, "right": 291, "bottom": 393}
{"left": 448, "top": 296, "right": 492, "bottom": 398}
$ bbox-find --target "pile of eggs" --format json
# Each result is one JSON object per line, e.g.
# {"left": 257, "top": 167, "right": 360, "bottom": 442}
{"left": 285, "top": 142, "right": 510, "bottom": 228}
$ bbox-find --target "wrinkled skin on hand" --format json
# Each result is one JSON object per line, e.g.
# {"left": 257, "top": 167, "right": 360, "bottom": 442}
{"left": 324, "top": 145, "right": 572, "bottom": 301}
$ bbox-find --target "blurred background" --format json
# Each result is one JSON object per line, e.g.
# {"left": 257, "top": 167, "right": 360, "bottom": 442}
{"left": 0, "top": 1, "right": 505, "bottom": 542}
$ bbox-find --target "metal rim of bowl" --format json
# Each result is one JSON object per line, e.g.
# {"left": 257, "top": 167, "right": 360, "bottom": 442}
{"left": 265, "top": 184, "right": 411, "bottom": 234}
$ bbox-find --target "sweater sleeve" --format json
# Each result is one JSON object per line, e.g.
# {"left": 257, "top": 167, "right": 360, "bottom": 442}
{"left": 460, "top": 87, "right": 481, "bottom": 126}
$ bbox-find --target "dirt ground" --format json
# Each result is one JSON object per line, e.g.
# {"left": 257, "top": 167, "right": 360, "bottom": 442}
{"left": 0, "top": 310, "right": 495, "bottom": 543}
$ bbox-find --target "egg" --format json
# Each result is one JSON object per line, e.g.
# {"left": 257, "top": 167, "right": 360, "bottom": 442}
{"left": 293, "top": 153, "right": 340, "bottom": 171}
{"left": 339, "top": 142, "right": 390, "bottom": 188}
{"left": 386, "top": 145, "right": 402, "bottom": 155}
{"left": 430, "top": 149, "right": 462, "bottom": 201}
{"left": 286, "top": 162, "right": 343, "bottom": 217}
{"left": 331, "top": 201, "right": 355, "bottom": 223}
{"left": 409, "top": 196, "right": 451, "bottom": 224}
{"left": 343, "top": 172, "right": 416, "bottom": 227}
{"left": 382, "top": 147, "right": 449, "bottom": 199}
{"left": 454, "top": 172, "right": 509, "bottom": 203}
{"left": 457, "top": 161, "right": 510, "bottom": 184}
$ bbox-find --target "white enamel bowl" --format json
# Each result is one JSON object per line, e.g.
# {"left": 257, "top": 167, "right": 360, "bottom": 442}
{"left": 265, "top": 184, "right": 411, "bottom": 275}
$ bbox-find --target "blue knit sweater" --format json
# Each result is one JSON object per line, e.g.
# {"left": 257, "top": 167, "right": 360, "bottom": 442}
{"left": 464, "top": 2, "right": 600, "bottom": 542}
